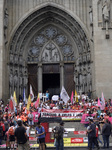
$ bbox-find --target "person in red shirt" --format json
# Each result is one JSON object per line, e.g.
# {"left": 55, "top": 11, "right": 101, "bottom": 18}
{"left": 0, "top": 119, "right": 5, "bottom": 139}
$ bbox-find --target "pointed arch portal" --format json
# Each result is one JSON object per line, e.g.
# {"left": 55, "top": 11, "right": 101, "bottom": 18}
{"left": 9, "top": 6, "right": 92, "bottom": 98}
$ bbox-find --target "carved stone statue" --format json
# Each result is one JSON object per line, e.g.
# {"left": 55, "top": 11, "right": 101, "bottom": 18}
{"left": 14, "top": 54, "right": 18, "bottom": 64}
{"left": 89, "top": 6, "right": 93, "bottom": 25}
{"left": 42, "top": 42, "right": 60, "bottom": 62}
{"left": 87, "top": 52, "right": 91, "bottom": 62}
{"left": 14, "top": 70, "right": 18, "bottom": 87}
{"left": 4, "top": 8, "right": 8, "bottom": 44}
{"left": 24, "top": 67, "right": 28, "bottom": 87}
{"left": 9, "top": 73, "right": 13, "bottom": 87}
{"left": 10, "top": 53, "right": 13, "bottom": 64}
{"left": 102, "top": 0, "right": 110, "bottom": 22}
{"left": 19, "top": 56, "right": 23, "bottom": 65}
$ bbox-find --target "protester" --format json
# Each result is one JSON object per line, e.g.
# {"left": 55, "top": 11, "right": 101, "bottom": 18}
{"left": 52, "top": 121, "right": 66, "bottom": 150}
{"left": 28, "top": 110, "right": 34, "bottom": 128}
{"left": 8, "top": 123, "right": 15, "bottom": 150}
{"left": 15, "top": 119, "right": 30, "bottom": 150}
{"left": 0, "top": 91, "right": 112, "bottom": 149}
{"left": 35, "top": 121, "right": 46, "bottom": 150}
{"left": 87, "top": 119, "right": 100, "bottom": 150}
{"left": 5, "top": 130, "right": 10, "bottom": 149}
{"left": 102, "top": 119, "right": 111, "bottom": 148}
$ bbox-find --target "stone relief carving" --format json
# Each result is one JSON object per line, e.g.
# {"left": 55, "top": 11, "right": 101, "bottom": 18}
{"left": 74, "top": 56, "right": 92, "bottom": 94}
{"left": 14, "top": 54, "right": 18, "bottom": 65}
{"left": 14, "top": 70, "right": 18, "bottom": 88}
{"left": 28, "top": 26, "right": 74, "bottom": 63}
{"left": 9, "top": 6, "right": 92, "bottom": 97}
{"left": 4, "top": 8, "right": 8, "bottom": 45}
{"left": 9, "top": 53, "right": 13, "bottom": 64}
{"left": 42, "top": 42, "right": 60, "bottom": 62}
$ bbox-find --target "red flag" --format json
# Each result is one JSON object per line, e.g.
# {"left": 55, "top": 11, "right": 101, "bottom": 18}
{"left": 35, "top": 93, "right": 40, "bottom": 108}
{"left": 71, "top": 91, "right": 74, "bottom": 103}
{"left": 9, "top": 99, "right": 14, "bottom": 112}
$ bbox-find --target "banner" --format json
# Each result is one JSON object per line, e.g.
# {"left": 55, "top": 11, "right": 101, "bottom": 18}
{"left": 41, "top": 109, "right": 83, "bottom": 119}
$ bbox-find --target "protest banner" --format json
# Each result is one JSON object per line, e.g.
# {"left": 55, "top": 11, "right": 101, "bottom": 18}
{"left": 41, "top": 108, "right": 83, "bottom": 120}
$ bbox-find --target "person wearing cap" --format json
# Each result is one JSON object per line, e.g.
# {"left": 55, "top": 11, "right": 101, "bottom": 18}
{"left": 87, "top": 119, "right": 100, "bottom": 150}
{"left": 35, "top": 121, "right": 45, "bottom": 150}
{"left": 52, "top": 121, "right": 66, "bottom": 150}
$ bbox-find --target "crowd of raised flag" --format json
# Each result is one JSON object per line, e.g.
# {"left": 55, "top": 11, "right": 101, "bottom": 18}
{"left": 0, "top": 85, "right": 112, "bottom": 149}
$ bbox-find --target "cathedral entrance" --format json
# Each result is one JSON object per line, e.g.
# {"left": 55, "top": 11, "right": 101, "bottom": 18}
{"left": 43, "top": 73, "right": 60, "bottom": 99}
{"left": 42, "top": 64, "right": 60, "bottom": 99}
{"left": 8, "top": 6, "right": 92, "bottom": 99}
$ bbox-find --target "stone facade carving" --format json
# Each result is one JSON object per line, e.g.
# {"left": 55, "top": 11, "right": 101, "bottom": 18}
{"left": 42, "top": 42, "right": 60, "bottom": 62}
{"left": 74, "top": 56, "right": 92, "bottom": 93}
{"left": 8, "top": 6, "right": 92, "bottom": 97}
{"left": 4, "top": 8, "right": 8, "bottom": 45}
{"left": 102, "top": 0, "right": 110, "bottom": 21}
{"left": 98, "top": 0, "right": 111, "bottom": 39}
{"left": 89, "top": 6, "right": 93, "bottom": 25}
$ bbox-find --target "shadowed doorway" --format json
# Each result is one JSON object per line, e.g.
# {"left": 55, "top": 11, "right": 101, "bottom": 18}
{"left": 43, "top": 73, "right": 60, "bottom": 99}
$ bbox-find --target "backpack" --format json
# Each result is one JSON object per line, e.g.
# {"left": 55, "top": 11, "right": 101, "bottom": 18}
{"left": 8, "top": 127, "right": 14, "bottom": 135}
{"left": 54, "top": 126, "right": 63, "bottom": 139}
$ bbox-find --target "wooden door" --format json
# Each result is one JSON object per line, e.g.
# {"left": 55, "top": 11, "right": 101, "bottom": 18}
{"left": 28, "top": 64, "right": 38, "bottom": 97}
{"left": 64, "top": 64, "right": 75, "bottom": 97}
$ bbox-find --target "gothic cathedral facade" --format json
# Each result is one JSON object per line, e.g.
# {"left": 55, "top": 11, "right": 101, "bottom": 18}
{"left": 0, "top": 0, "right": 112, "bottom": 100}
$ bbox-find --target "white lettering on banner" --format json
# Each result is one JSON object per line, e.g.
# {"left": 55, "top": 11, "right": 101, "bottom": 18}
{"left": 78, "top": 131, "right": 86, "bottom": 135}
{"left": 41, "top": 109, "right": 83, "bottom": 119}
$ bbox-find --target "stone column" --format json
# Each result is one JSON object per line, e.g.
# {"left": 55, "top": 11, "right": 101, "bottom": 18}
{"left": 60, "top": 62, "right": 64, "bottom": 89}
{"left": 0, "top": 0, "right": 4, "bottom": 99}
{"left": 38, "top": 63, "right": 42, "bottom": 92}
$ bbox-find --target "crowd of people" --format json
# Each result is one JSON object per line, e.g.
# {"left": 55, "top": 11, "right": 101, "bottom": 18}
{"left": 0, "top": 91, "right": 112, "bottom": 150}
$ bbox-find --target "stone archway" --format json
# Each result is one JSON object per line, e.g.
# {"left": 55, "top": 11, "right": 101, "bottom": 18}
{"left": 8, "top": 6, "right": 92, "bottom": 98}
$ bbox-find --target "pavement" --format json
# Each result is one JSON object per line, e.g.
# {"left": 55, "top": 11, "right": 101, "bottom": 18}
{"left": 0, "top": 121, "right": 112, "bottom": 149}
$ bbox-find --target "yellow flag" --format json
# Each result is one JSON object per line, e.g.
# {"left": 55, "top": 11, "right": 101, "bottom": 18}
{"left": 75, "top": 90, "right": 78, "bottom": 103}
{"left": 27, "top": 95, "right": 31, "bottom": 110}
{"left": 13, "top": 91, "right": 17, "bottom": 105}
